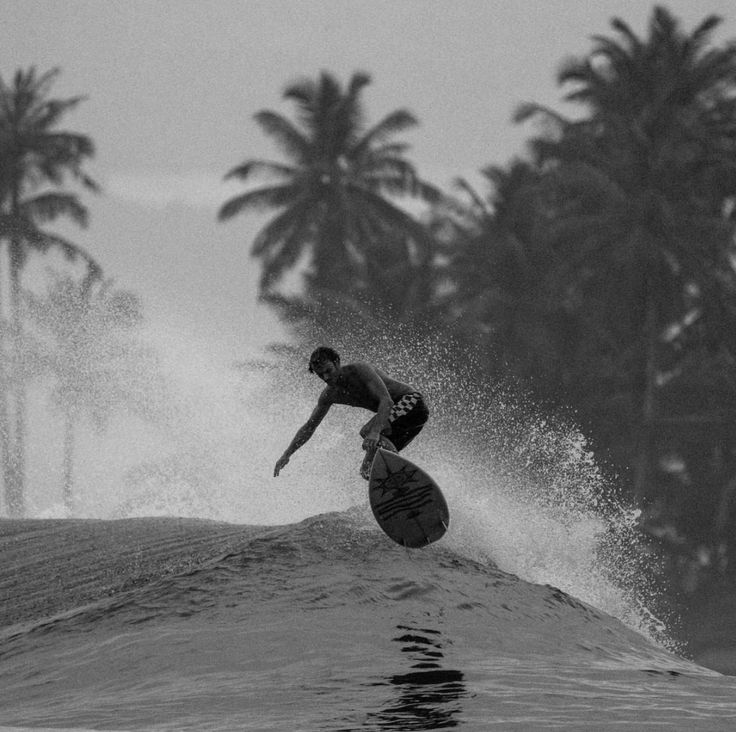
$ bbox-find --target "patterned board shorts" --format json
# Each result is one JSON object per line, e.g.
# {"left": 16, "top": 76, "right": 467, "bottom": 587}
{"left": 385, "top": 392, "right": 429, "bottom": 451}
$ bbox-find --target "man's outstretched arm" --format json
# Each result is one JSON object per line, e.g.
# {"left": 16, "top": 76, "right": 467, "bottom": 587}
{"left": 274, "top": 401, "right": 330, "bottom": 476}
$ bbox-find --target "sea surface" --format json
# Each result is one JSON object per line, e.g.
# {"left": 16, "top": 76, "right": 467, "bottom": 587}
{"left": 2, "top": 510, "right": 736, "bottom": 731}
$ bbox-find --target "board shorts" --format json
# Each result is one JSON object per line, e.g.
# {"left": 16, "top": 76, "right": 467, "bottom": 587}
{"left": 383, "top": 392, "right": 429, "bottom": 451}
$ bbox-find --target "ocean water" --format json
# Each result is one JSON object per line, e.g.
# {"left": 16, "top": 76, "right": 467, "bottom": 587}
{"left": 1, "top": 512, "right": 735, "bottom": 731}
{"left": 4, "top": 333, "right": 736, "bottom": 729}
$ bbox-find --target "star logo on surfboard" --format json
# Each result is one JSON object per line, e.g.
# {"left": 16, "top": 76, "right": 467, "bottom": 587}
{"left": 374, "top": 464, "right": 422, "bottom": 497}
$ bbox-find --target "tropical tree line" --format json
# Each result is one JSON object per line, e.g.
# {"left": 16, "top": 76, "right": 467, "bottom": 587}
{"left": 219, "top": 6, "right": 736, "bottom": 594}
{"left": 0, "top": 67, "right": 153, "bottom": 516}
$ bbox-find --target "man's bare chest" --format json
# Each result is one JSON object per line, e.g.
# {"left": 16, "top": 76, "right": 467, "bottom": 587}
{"left": 329, "top": 379, "right": 377, "bottom": 410}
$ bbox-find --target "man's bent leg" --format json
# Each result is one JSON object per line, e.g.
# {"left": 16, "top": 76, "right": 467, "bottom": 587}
{"left": 359, "top": 435, "right": 396, "bottom": 480}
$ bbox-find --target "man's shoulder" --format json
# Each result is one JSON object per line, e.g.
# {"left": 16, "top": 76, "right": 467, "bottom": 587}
{"left": 317, "top": 385, "right": 337, "bottom": 404}
{"left": 343, "top": 361, "right": 375, "bottom": 378}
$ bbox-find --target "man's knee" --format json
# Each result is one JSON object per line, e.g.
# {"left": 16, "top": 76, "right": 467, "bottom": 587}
{"left": 359, "top": 415, "right": 378, "bottom": 438}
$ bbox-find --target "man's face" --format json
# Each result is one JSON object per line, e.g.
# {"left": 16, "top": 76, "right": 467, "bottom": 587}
{"left": 313, "top": 359, "right": 340, "bottom": 385}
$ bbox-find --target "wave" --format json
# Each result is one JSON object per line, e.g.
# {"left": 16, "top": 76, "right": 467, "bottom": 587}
{"left": 0, "top": 512, "right": 691, "bottom": 668}
{"left": 3, "top": 512, "right": 734, "bottom": 731}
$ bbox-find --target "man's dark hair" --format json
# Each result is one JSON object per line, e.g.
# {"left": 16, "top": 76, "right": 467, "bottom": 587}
{"left": 308, "top": 346, "right": 341, "bottom": 373}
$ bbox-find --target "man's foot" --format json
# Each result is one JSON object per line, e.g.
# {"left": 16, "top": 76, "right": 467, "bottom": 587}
{"left": 378, "top": 436, "right": 397, "bottom": 453}
{"left": 360, "top": 436, "right": 397, "bottom": 480}
{"left": 360, "top": 457, "right": 372, "bottom": 480}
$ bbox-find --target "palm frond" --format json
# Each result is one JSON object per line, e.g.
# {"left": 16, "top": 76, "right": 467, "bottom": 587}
{"left": 21, "top": 226, "right": 89, "bottom": 260}
{"left": 283, "top": 75, "right": 317, "bottom": 108}
{"left": 35, "top": 97, "right": 87, "bottom": 129}
{"left": 353, "top": 109, "right": 417, "bottom": 159}
{"left": 366, "top": 142, "right": 411, "bottom": 158}
{"left": 254, "top": 201, "right": 316, "bottom": 289}
{"left": 20, "top": 192, "right": 89, "bottom": 227}
{"left": 453, "top": 177, "right": 490, "bottom": 216}
{"left": 340, "top": 71, "right": 371, "bottom": 143}
{"left": 609, "top": 16, "right": 642, "bottom": 54}
{"left": 351, "top": 186, "right": 434, "bottom": 248}
{"left": 513, "top": 101, "right": 569, "bottom": 129}
{"left": 224, "top": 159, "right": 297, "bottom": 182}
{"left": 218, "top": 184, "right": 299, "bottom": 221}
{"left": 253, "top": 110, "right": 310, "bottom": 162}
{"left": 250, "top": 195, "right": 315, "bottom": 258}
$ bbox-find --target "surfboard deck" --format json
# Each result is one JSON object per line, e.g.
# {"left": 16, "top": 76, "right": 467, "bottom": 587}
{"left": 368, "top": 448, "right": 449, "bottom": 548}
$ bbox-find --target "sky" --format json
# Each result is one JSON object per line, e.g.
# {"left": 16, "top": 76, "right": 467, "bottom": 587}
{"left": 3, "top": 0, "right": 736, "bottom": 362}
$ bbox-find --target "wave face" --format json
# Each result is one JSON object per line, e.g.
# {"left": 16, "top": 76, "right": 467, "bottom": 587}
{"left": 2, "top": 512, "right": 736, "bottom": 731}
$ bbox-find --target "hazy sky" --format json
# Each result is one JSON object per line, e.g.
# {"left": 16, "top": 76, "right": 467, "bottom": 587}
{"left": 3, "top": 0, "right": 736, "bottom": 360}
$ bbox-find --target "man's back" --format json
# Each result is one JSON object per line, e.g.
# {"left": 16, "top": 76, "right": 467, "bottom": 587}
{"left": 321, "top": 362, "right": 417, "bottom": 412}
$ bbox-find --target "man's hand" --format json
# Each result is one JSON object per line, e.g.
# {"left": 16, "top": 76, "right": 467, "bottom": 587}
{"left": 274, "top": 454, "right": 290, "bottom": 477}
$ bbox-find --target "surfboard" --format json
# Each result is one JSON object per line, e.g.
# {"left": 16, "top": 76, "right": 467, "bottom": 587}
{"left": 368, "top": 448, "right": 449, "bottom": 548}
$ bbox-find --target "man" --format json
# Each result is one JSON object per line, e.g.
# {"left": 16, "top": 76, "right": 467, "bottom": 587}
{"left": 273, "top": 346, "right": 429, "bottom": 480}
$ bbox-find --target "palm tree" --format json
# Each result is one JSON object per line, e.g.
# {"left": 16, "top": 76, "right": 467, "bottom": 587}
{"left": 218, "top": 71, "right": 438, "bottom": 303}
{"left": 428, "top": 160, "right": 577, "bottom": 383}
{"left": 0, "top": 66, "right": 99, "bottom": 515}
{"left": 515, "top": 6, "right": 736, "bottom": 498}
{"left": 25, "top": 272, "right": 163, "bottom": 513}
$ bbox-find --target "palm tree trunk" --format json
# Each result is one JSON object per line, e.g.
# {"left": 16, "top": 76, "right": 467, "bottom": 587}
{"left": 6, "top": 194, "right": 26, "bottom": 516}
{"left": 62, "top": 410, "right": 75, "bottom": 514}
{"left": 0, "top": 299, "right": 12, "bottom": 514}
{"left": 0, "top": 236, "right": 12, "bottom": 512}
{"left": 633, "top": 294, "right": 658, "bottom": 504}
{"left": 714, "top": 457, "right": 736, "bottom": 528}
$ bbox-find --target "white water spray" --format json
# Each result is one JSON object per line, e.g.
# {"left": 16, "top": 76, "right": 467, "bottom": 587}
{"left": 15, "top": 315, "right": 669, "bottom": 645}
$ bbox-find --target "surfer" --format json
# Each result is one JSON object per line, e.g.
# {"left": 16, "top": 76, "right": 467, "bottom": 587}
{"left": 273, "top": 346, "right": 429, "bottom": 480}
